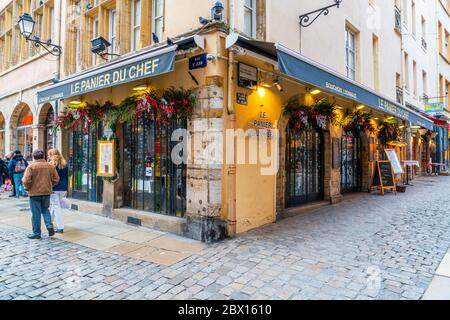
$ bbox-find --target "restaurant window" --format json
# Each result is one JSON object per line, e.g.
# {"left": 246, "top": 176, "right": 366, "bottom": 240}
{"left": 123, "top": 115, "right": 186, "bottom": 217}
{"left": 345, "top": 27, "right": 356, "bottom": 80}
{"left": 152, "top": 0, "right": 164, "bottom": 43}
{"left": 286, "top": 122, "right": 324, "bottom": 207}
{"left": 44, "top": 107, "right": 55, "bottom": 153}
{"left": 243, "top": 0, "right": 256, "bottom": 38}
{"left": 109, "top": 9, "right": 117, "bottom": 57}
{"left": 68, "top": 123, "right": 104, "bottom": 203}
{"left": 341, "top": 133, "right": 361, "bottom": 193}
{"left": 131, "top": 0, "right": 141, "bottom": 51}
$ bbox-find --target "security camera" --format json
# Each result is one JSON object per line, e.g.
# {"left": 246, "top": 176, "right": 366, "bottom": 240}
{"left": 206, "top": 54, "right": 217, "bottom": 61}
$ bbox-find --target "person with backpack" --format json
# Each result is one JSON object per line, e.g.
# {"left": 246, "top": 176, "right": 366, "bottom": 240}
{"left": 8, "top": 150, "right": 28, "bottom": 198}
{"left": 5, "top": 152, "right": 16, "bottom": 197}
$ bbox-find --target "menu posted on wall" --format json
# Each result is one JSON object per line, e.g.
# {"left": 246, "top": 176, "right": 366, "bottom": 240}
{"left": 385, "top": 149, "right": 404, "bottom": 174}
{"left": 370, "top": 161, "right": 397, "bottom": 195}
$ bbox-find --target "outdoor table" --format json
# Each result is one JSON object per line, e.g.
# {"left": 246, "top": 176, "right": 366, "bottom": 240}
{"left": 402, "top": 160, "right": 420, "bottom": 186}
{"left": 428, "top": 163, "right": 447, "bottom": 175}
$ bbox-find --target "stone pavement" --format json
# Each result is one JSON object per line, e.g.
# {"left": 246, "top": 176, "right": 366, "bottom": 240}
{"left": 0, "top": 196, "right": 205, "bottom": 267}
{"left": 1, "top": 175, "right": 450, "bottom": 300}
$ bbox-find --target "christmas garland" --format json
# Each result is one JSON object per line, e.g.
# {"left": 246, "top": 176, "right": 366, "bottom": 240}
{"left": 340, "top": 110, "right": 375, "bottom": 137}
{"left": 283, "top": 96, "right": 338, "bottom": 130}
{"left": 54, "top": 87, "right": 197, "bottom": 131}
{"left": 54, "top": 87, "right": 197, "bottom": 183}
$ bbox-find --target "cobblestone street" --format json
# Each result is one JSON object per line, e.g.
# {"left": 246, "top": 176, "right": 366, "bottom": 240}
{"left": 1, "top": 175, "right": 450, "bottom": 300}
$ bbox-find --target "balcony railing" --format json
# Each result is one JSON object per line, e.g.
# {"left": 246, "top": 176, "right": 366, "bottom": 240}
{"left": 396, "top": 86, "right": 404, "bottom": 104}
{"left": 422, "top": 37, "right": 427, "bottom": 51}
{"left": 395, "top": 6, "right": 402, "bottom": 32}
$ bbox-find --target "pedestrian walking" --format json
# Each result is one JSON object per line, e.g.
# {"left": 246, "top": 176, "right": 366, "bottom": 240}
{"left": 22, "top": 149, "right": 60, "bottom": 239}
{"left": 48, "top": 148, "right": 68, "bottom": 233}
{"left": 0, "top": 155, "right": 7, "bottom": 186}
{"left": 5, "top": 152, "right": 16, "bottom": 197}
{"left": 8, "top": 150, "right": 28, "bottom": 198}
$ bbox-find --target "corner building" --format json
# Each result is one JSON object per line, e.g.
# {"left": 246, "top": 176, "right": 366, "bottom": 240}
{"left": 14, "top": 0, "right": 448, "bottom": 242}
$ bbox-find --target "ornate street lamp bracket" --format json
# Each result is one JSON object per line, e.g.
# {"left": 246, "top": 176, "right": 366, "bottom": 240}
{"left": 299, "top": 0, "right": 343, "bottom": 28}
{"left": 27, "top": 35, "right": 62, "bottom": 56}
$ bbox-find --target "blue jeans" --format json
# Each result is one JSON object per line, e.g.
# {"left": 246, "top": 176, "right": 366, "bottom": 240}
{"left": 29, "top": 196, "right": 53, "bottom": 237}
{"left": 13, "top": 173, "right": 25, "bottom": 196}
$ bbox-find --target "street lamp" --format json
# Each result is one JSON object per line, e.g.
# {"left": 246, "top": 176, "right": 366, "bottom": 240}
{"left": 18, "top": 13, "right": 34, "bottom": 39}
{"left": 18, "top": 13, "right": 62, "bottom": 56}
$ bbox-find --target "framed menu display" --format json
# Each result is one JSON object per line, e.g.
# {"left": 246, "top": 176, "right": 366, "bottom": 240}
{"left": 97, "top": 140, "right": 116, "bottom": 177}
{"left": 385, "top": 149, "right": 404, "bottom": 174}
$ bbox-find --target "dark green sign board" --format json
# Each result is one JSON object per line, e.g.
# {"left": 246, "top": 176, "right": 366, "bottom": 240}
{"left": 37, "top": 48, "right": 176, "bottom": 103}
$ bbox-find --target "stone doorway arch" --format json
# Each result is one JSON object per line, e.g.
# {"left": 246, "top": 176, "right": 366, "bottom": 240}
{"left": 10, "top": 103, "right": 34, "bottom": 161}
{"left": 0, "top": 112, "right": 5, "bottom": 157}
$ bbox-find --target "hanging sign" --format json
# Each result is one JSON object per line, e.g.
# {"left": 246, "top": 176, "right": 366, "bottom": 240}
{"left": 384, "top": 149, "right": 404, "bottom": 174}
{"left": 189, "top": 53, "right": 208, "bottom": 70}
{"left": 425, "top": 102, "right": 444, "bottom": 113}
{"left": 370, "top": 161, "right": 397, "bottom": 195}
{"left": 238, "top": 63, "right": 258, "bottom": 89}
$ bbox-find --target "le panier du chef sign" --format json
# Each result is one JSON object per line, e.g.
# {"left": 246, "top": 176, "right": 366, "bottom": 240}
{"left": 37, "top": 48, "right": 176, "bottom": 103}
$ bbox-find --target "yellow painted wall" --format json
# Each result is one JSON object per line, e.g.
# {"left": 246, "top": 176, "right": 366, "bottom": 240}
{"left": 234, "top": 84, "right": 282, "bottom": 234}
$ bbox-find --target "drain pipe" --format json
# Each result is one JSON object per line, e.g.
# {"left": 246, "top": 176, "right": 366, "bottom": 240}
{"left": 227, "top": 0, "right": 237, "bottom": 237}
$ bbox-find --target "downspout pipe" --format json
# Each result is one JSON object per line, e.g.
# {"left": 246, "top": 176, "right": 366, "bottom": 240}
{"left": 227, "top": 0, "right": 237, "bottom": 237}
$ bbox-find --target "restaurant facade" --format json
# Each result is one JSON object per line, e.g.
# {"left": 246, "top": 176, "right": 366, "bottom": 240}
{"left": 34, "top": 25, "right": 437, "bottom": 242}
{"left": 3, "top": 1, "right": 449, "bottom": 242}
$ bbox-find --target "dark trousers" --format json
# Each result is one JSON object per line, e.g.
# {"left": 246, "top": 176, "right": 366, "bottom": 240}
{"left": 9, "top": 172, "right": 15, "bottom": 196}
{"left": 29, "top": 196, "right": 53, "bottom": 237}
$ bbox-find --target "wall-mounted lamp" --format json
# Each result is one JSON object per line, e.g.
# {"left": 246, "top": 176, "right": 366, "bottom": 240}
{"left": 133, "top": 84, "right": 148, "bottom": 92}
{"left": 310, "top": 89, "right": 321, "bottom": 95}
{"left": 18, "top": 13, "right": 62, "bottom": 56}
{"left": 273, "top": 78, "right": 284, "bottom": 92}
{"left": 387, "top": 116, "right": 394, "bottom": 120}
{"left": 91, "top": 36, "right": 120, "bottom": 60}
{"left": 356, "top": 105, "right": 365, "bottom": 110}
{"left": 257, "top": 87, "right": 266, "bottom": 97}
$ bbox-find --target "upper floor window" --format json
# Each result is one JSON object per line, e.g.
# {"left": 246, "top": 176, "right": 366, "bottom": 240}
{"left": 243, "top": 0, "right": 256, "bottom": 37}
{"left": 153, "top": 0, "right": 164, "bottom": 43}
{"left": 92, "top": 17, "right": 99, "bottom": 66}
{"left": 131, "top": 0, "right": 141, "bottom": 51}
{"left": 109, "top": 9, "right": 117, "bottom": 57}
{"left": 345, "top": 27, "right": 356, "bottom": 80}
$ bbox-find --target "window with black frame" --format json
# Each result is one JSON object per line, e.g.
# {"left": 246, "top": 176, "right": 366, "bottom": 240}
{"left": 44, "top": 107, "right": 55, "bottom": 153}
{"left": 286, "top": 122, "right": 324, "bottom": 207}
{"left": 68, "top": 122, "right": 104, "bottom": 203}
{"left": 340, "top": 133, "right": 362, "bottom": 193}
{"left": 123, "top": 114, "right": 186, "bottom": 217}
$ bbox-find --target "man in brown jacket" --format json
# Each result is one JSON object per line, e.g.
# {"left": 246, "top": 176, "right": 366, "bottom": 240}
{"left": 22, "top": 149, "right": 60, "bottom": 239}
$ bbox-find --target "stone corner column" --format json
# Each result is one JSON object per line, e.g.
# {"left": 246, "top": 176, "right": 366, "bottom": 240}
{"left": 184, "top": 79, "right": 227, "bottom": 243}
{"left": 326, "top": 125, "right": 344, "bottom": 205}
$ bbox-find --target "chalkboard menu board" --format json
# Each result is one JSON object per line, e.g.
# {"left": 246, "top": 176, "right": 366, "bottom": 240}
{"left": 370, "top": 161, "right": 397, "bottom": 195}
